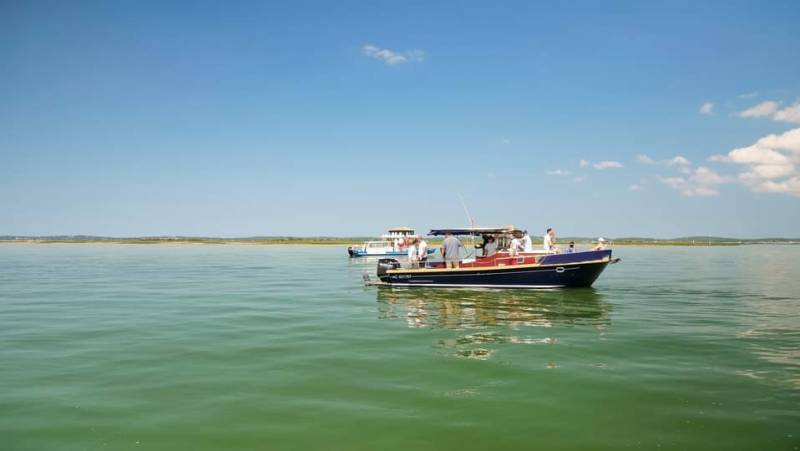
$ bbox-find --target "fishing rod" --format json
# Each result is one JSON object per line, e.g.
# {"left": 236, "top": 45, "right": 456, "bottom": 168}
{"left": 457, "top": 192, "right": 477, "bottom": 259}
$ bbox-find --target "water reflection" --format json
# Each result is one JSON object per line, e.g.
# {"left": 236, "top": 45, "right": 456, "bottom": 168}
{"left": 376, "top": 287, "right": 611, "bottom": 360}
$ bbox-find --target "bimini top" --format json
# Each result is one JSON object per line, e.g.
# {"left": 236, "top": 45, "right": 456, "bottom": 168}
{"left": 387, "top": 227, "right": 415, "bottom": 233}
{"left": 428, "top": 226, "right": 520, "bottom": 236}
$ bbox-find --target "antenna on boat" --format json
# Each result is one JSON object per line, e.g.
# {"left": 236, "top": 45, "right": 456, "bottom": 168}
{"left": 457, "top": 192, "right": 475, "bottom": 229}
{"left": 458, "top": 193, "right": 477, "bottom": 258}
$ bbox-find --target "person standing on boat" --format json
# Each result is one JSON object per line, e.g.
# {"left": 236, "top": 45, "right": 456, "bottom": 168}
{"left": 521, "top": 230, "right": 533, "bottom": 253}
{"left": 543, "top": 228, "right": 558, "bottom": 252}
{"left": 418, "top": 237, "right": 428, "bottom": 263}
{"left": 509, "top": 231, "right": 524, "bottom": 256}
{"left": 407, "top": 238, "right": 420, "bottom": 268}
{"left": 441, "top": 232, "right": 463, "bottom": 268}
{"left": 592, "top": 237, "right": 606, "bottom": 251}
{"left": 484, "top": 236, "right": 498, "bottom": 257}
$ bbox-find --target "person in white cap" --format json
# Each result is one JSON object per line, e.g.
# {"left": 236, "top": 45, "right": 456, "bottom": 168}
{"left": 593, "top": 237, "right": 606, "bottom": 251}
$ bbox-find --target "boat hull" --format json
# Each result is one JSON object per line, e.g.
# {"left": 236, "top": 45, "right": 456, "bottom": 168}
{"left": 349, "top": 250, "right": 408, "bottom": 258}
{"left": 349, "top": 248, "right": 436, "bottom": 258}
{"left": 377, "top": 250, "right": 613, "bottom": 288}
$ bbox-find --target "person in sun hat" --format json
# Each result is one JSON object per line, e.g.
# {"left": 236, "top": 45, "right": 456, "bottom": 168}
{"left": 593, "top": 237, "right": 607, "bottom": 251}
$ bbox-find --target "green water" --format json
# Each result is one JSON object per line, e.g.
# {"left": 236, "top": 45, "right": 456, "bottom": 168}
{"left": 1, "top": 244, "right": 798, "bottom": 450}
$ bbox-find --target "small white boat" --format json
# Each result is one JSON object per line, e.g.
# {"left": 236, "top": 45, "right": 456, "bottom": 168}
{"left": 347, "top": 227, "right": 433, "bottom": 258}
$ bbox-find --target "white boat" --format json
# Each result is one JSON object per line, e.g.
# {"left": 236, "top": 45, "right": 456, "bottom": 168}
{"left": 347, "top": 227, "right": 432, "bottom": 258}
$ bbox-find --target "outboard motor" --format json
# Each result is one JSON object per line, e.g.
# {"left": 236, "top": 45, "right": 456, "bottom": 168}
{"left": 377, "top": 258, "right": 401, "bottom": 281}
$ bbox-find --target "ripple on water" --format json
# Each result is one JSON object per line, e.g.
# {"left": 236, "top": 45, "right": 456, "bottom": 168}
{"left": 1, "top": 244, "right": 799, "bottom": 450}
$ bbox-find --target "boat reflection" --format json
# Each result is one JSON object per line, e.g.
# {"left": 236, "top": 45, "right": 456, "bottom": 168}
{"left": 377, "top": 287, "right": 610, "bottom": 329}
{"left": 376, "top": 287, "right": 611, "bottom": 359}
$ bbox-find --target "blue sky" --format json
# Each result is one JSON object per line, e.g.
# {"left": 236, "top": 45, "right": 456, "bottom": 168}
{"left": 2, "top": 0, "right": 800, "bottom": 238}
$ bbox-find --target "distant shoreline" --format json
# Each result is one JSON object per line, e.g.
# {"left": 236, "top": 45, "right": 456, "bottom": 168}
{"left": 1, "top": 237, "right": 798, "bottom": 246}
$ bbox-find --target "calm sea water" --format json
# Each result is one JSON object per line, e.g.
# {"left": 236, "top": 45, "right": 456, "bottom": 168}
{"left": 1, "top": 244, "right": 798, "bottom": 450}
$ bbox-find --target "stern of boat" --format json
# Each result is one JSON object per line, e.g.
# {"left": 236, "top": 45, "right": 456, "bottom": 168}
{"left": 377, "top": 258, "right": 401, "bottom": 282}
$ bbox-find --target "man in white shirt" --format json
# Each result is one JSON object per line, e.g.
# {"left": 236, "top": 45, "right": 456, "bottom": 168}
{"left": 509, "top": 232, "right": 524, "bottom": 256}
{"left": 592, "top": 237, "right": 606, "bottom": 251}
{"left": 407, "top": 239, "right": 419, "bottom": 268}
{"left": 522, "top": 230, "right": 533, "bottom": 253}
{"left": 543, "top": 228, "right": 557, "bottom": 252}
{"left": 418, "top": 238, "right": 428, "bottom": 263}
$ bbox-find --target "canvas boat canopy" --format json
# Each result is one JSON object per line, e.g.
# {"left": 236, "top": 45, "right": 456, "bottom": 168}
{"left": 387, "top": 227, "right": 415, "bottom": 233}
{"left": 428, "top": 226, "right": 520, "bottom": 236}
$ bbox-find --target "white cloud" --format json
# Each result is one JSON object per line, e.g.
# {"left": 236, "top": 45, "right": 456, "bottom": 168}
{"left": 710, "top": 127, "right": 800, "bottom": 196}
{"left": 738, "top": 91, "right": 759, "bottom": 99}
{"left": 736, "top": 101, "right": 780, "bottom": 118}
{"left": 752, "top": 128, "right": 800, "bottom": 154}
{"left": 728, "top": 145, "right": 792, "bottom": 165}
{"left": 699, "top": 102, "right": 714, "bottom": 115}
{"left": 573, "top": 176, "right": 586, "bottom": 183}
{"left": 747, "top": 177, "right": 800, "bottom": 194}
{"left": 637, "top": 154, "right": 656, "bottom": 164}
{"left": 638, "top": 154, "right": 691, "bottom": 167}
{"left": 593, "top": 161, "right": 623, "bottom": 169}
{"left": 362, "top": 44, "right": 425, "bottom": 65}
{"left": 579, "top": 159, "right": 589, "bottom": 168}
{"left": 693, "top": 166, "right": 729, "bottom": 186}
{"left": 668, "top": 155, "right": 691, "bottom": 166}
{"left": 774, "top": 100, "right": 800, "bottom": 124}
{"left": 660, "top": 176, "right": 686, "bottom": 190}
{"left": 660, "top": 167, "right": 730, "bottom": 197}
{"left": 546, "top": 169, "right": 570, "bottom": 176}
{"left": 740, "top": 164, "right": 796, "bottom": 180}
{"left": 628, "top": 184, "right": 642, "bottom": 191}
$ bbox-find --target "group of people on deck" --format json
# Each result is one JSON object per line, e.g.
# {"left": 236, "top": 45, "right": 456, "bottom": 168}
{"left": 512, "top": 228, "right": 606, "bottom": 254}
{"left": 406, "top": 229, "right": 607, "bottom": 268}
{"left": 405, "top": 237, "right": 428, "bottom": 268}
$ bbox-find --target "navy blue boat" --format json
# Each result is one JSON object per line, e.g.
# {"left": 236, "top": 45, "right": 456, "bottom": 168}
{"left": 373, "top": 227, "right": 619, "bottom": 289}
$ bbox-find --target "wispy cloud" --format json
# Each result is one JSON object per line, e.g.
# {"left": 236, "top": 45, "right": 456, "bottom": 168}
{"left": 593, "top": 161, "right": 623, "bottom": 170}
{"left": 628, "top": 184, "right": 642, "bottom": 191}
{"left": 578, "top": 159, "right": 589, "bottom": 168}
{"left": 738, "top": 91, "right": 759, "bottom": 99}
{"left": 637, "top": 154, "right": 690, "bottom": 166}
{"left": 659, "top": 167, "right": 731, "bottom": 197}
{"left": 736, "top": 100, "right": 780, "bottom": 118}
{"left": 735, "top": 98, "right": 800, "bottom": 124}
{"left": 637, "top": 154, "right": 656, "bottom": 164}
{"left": 774, "top": 100, "right": 800, "bottom": 124}
{"left": 362, "top": 44, "right": 425, "bottom": 65}
{"left": 668, "top": 156, "right": 691, "bottom": 166}
{"left": 699, "top": 102, "right": 714, "bottom": 115}
{"left": 546, "top": 169, "right": 570, "bottom": 176}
